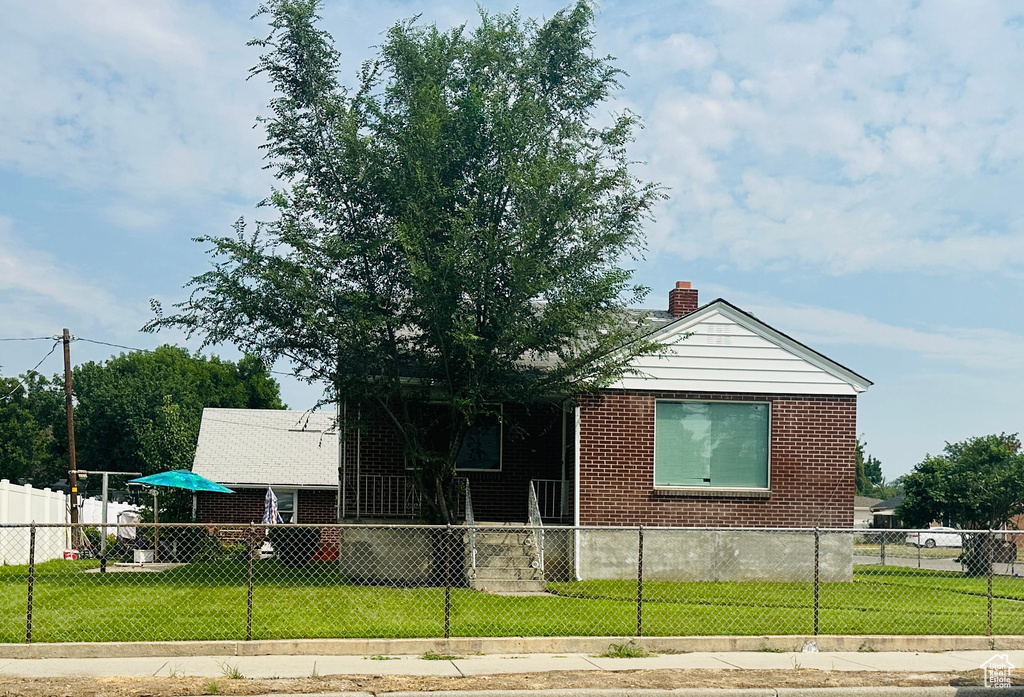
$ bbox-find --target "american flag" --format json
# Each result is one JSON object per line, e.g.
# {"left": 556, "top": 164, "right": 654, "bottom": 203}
{"left": 262, "top": 487, "right": 283, "bottom": 524}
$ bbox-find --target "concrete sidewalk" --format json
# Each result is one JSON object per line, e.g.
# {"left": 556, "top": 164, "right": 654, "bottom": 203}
{"left": 0, "top": 649, "right": 1014, "bottom": 679}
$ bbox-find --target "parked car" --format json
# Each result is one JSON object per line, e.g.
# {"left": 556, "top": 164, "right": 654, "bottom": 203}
{"left": 906, "top": 527, "right": 962, "bottom": 548}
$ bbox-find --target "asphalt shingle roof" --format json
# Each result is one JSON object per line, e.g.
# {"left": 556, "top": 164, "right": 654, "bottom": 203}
{"left": 191, "top": 408, "right": 338, "bottom": 487}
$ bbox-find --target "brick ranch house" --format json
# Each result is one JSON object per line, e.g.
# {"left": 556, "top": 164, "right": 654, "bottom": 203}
{"left": 193, "top": 281, "right": 871, "bottom": 533}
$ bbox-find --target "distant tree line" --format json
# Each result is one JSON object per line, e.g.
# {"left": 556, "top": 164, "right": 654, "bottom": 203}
{"left": 0, "top": 346, "right": 284, "bottom": 492}
{"left": 855, "top": 437, "right": 900, "bottom": 499}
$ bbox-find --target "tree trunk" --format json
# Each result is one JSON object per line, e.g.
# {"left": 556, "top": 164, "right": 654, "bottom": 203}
{"left": 961, "top": 533, "right": 992, "bottom": 577}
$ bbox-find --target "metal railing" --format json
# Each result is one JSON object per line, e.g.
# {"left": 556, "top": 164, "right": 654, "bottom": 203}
{"left": 347, "top": 475, "right": 469, "bottom": 520}
{"left": 465, "top": 482, "right": 476, "bottom": 570}
{"left": 527, "top": 481, "right": 545, "bottom": 572}
{"left": 1, "top": 523, "right": 1020, "bottom": 644}
{"left": 354, "top": 475, "right": 421, "bottom": 518}
{"left": 529, "top": 478, "right": 571, "bottom": 522}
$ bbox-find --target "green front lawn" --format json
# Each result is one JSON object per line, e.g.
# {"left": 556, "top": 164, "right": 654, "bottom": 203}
{"left": 2, "top": 561, "right": 1023, "bottom": 642}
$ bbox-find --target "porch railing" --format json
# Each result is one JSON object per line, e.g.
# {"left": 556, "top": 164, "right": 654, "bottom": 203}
{"left": 530, "top": 479, "right": 572, "bottom": 522}
{"left": 356, "top": 475, "right": 421, "bottom": 518}
{"left": 350, "top": 475, "right": 468, "bottom": 520}
{"left": 465, "top": 480, "right": 476, "bottom": 569}
{"left": 527, "top": 481, "right": 545, "bottom": 572}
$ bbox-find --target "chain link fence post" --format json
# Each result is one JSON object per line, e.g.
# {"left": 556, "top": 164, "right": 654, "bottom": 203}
{"left": 25, "top": 523, "right": 36, "bottom": 644}
{"left": 987, "top": 529, "right": 994, "bottom": 637}
{"left": 246, "top": 522, "right": 255, "bottom": 641}
{"left": 444, "top": 524, "right": 452, "bottom": 640}
{"left": 813, "top": 527, "right": 820, "bottom": 636}
{"left": 880, "top": 529, "right": 886, "bottom": 566}
{"left": 636, "top": 525, "right": 644, "bottom": 637}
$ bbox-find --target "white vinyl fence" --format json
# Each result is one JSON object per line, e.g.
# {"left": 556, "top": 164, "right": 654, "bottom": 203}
{"left": 0, "top": 479, "right": 68, "bottom": 565}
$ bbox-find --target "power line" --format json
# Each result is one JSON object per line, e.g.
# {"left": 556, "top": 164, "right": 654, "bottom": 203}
{"left": 1, "top": 339, "right": 60, "bottom": 400}
{"left": 0, "top": 336, "right": 57, "bottom": 342}
{"left": 8, "top": 335, "right": 304, "bottom": 380}
{"left": 74, "top": 338, "right": 152, "bottom": 353}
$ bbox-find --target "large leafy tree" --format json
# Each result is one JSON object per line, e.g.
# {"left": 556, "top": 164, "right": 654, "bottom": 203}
{"left": 1, "top": 349, "right": 283, "bottom": 492}
{"left": 146, "top": 0, "right": 662, "bottom": 521}
{"left": 854, "top": 437, "right": 883, "bottom": 497}
{"left": 0, "top": 369, "right": 62, "bottom": 484}
{"left": 69, "top": 346, "right": 285, "bottom": 478}
{"left": 898, "top": 434, "right": 1024, "bottom": 574}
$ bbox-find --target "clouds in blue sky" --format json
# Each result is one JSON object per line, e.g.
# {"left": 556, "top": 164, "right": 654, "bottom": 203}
{"left": 1, "top": 0, "right": 1023, "bottom": 478}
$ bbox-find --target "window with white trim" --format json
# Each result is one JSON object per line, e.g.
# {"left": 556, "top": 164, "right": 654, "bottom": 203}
{"left": 276, "top": 489, "right": 297, "bottom": 523}
{"left": 654, "top": 401, "right": 770, "bottom": 489}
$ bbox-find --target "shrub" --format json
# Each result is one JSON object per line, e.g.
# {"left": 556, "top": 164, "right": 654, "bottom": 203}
{"left": 186, "top": 532, "right": 252, "bottom": 563}
{"left": 268, "top": 526, "right": 320, "bottom": 566}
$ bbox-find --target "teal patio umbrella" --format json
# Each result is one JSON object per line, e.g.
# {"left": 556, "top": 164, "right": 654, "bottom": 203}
{"left": 129, "top": 470, "right": 234, "bottom": 531}
{"left": 128, "top": 470, "right": 234, "bottom": 494}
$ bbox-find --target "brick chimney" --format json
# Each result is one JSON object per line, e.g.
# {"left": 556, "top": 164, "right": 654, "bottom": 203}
{"left": 668, "top": 281, "right": 698, "bottom": 318}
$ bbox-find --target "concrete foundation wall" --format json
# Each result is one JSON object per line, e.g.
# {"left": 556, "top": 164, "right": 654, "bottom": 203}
{"left": 577, "top": 529, "right": 853, "bottom": 583}
{"left": 338, "top": 527, "right": 437, "bottom": 586}
{"left": 330, "top": 525, "right": 853, "bottom": 585}
{"left": 537, "top": 528, "right": 574, "bottom": 582}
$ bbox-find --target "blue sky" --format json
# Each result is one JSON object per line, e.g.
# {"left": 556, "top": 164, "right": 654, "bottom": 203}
{"left": 2, "top": 0, "right": 1023, "bottom": 481}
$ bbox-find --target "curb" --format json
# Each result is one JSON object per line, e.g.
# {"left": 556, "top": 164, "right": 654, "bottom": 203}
{"left": 2, "top": 634, "right": 1023, "bottom": 659}
{"left": 179, "top": 689, "right": 1024, "bottom": 697}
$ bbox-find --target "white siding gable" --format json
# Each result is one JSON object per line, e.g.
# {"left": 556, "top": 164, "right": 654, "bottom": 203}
{"left": 614, "top": 302, "right": 869, "bottom": 396}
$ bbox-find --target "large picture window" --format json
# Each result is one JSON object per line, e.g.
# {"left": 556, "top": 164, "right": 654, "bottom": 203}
{"left": 405, "top": 405, "right": 503, "bottom": 471}
{"left": 655, "top": 401, "right": 770, "bottom": 489}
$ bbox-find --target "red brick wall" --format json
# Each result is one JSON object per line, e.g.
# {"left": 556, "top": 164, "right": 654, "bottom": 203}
{"left": 197, "top": 487, "right": 337, "bottom": 524}
{"left": 577, "top": 390, "right": 857, "bottom": 528}
{"left": 197, "top": 488, "right": 265, "bottom": 524}
{"left": 339, "top": 403, "right": 565, "bottom": 521}
{"left": 298, "top": 489, "right": 337, "bottom": 524}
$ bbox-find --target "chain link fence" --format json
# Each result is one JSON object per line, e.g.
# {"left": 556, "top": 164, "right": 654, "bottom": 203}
{"left": 1, "top": 523, "right": 1021, "bottom": 643}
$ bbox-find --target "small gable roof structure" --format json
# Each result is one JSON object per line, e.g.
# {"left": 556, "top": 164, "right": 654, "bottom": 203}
{"left": 192, "top": 408, "right": 337, "bottom": 488}
{"left": 855, "top": 496, "right": 884, "bottom": 509}
{"left": 871, "top": 493, "right": 905, "bottom": 513}
{"left": 615, "top": 299, "right": 872, "bottom": 395}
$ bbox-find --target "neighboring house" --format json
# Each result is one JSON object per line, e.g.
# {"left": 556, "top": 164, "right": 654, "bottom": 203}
{"left": 854, "top": 496, "right": 883, "bottom": 528}
{"left": 194, "top": 281, "right": 871, "bottom": 530}
{"left": 870, "top": 493, "right": 905, "bottom": 528}
{"left": 193, "top": 410, "right": 339, "bottom": 525}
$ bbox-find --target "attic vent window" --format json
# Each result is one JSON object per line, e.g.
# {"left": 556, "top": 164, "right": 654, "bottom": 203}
{"left": 706, "top": 324, "right": 731, "bottom": 345}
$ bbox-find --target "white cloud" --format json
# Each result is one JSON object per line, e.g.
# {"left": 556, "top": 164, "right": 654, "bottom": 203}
{"left": 0, "top": 217, "right": 141, "bottom": 333}
{"left": 634, "top": 32, "right": 718, "bottom": 72}
{"left": 0, "top": 0, "right": 272, "bottom": 230}
{"left": 721, "top": 288, "right": 1024, "bottom": 373}
{"left": 629, "top": 1, "right": 1024, "bottom": 274}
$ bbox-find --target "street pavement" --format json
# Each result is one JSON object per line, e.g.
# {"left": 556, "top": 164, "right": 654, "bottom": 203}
{"left": 853, "top": 553, "right": 1023, "bottom": 575}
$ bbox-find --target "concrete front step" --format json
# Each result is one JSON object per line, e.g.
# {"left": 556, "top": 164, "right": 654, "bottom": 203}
{"left": 469, "top": 578, "right": 547, "bottom": 593}
{"left": 473, "top": 555, "right": 539, "bottom": 569}
{"left": 472, "top": 533, "right": 536, "bottom": 546}
{"left": 471, "top": 566, "right": 543, "bottom": 581}
{"left": 465, "top": 524, "right": 544, "bottom": 593}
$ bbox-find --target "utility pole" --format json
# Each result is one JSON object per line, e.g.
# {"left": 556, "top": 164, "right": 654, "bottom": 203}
{"left": 62, "top": 328, "right": 80, "bottom": 549}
